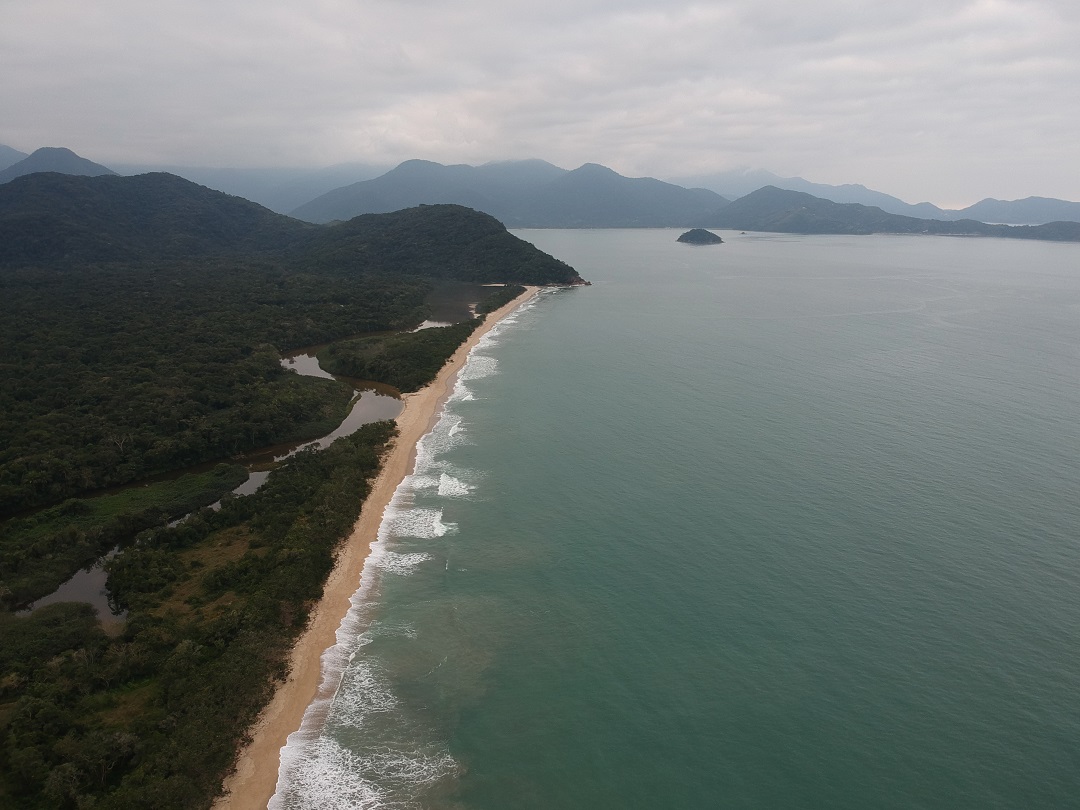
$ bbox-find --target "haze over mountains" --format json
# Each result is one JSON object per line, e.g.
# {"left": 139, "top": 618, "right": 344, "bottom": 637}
{"left": 0, "top": 144, "right": 28, "bottom": 172}
{"left": 107, "top": 161, "right": 388, "bottom": 215}
{"left": 671, "top": 168, "right": 1080, "bottom": 225}
{"left": 292, "top": 158, "right": 1080, "bottom": 229}
{"left": 703, "top": 187, "right": 1080, "bottom": 242}
{"left": 0, "top": 146, "right": 117, "bottom": 184}
{"left": 291, "top": 159, "right": 732, "bottom": 227}
{"left": 2, "top": 143, "right": 1079, "bottom": 233}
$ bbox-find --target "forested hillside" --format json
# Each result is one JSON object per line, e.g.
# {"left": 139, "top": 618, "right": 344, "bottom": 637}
{"left": 0, "top": 173, "right": 580, "bottom": 807}
{"left": 0, "top": 172, "right": 580, "bottom": 520}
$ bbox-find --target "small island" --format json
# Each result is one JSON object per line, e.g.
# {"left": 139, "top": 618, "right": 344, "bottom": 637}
{"left": 677, "top": 228, "right": 724, "bottom": 245}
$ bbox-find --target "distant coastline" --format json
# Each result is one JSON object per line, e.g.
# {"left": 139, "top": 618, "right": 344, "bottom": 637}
{"left": 214, "top": 286, "right": 540, "bottom": 810}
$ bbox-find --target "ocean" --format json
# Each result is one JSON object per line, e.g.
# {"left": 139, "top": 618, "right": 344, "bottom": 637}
{"left": 272, "top": 230, "right": 1080, "bottom": 809}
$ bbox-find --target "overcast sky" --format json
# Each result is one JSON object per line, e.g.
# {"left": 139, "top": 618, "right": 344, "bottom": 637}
{"left": 2, "top": 0, "right": 1077, "bottom": 206}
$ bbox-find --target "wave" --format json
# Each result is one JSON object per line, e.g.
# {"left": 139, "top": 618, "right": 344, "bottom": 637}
{"left": 376, "top": 551, "right": 433, "bottom": 576}
{"left": 383, "top": 506, "right": 453, "bottom": 539}
{"left": 459, "top": 354, "right": 498, "bottom": 380}
{"left": 272, "top": 647, "right": 458, "bottom": 809}
{"left": 438, "top": 473, "right": 472, "bottom": 498}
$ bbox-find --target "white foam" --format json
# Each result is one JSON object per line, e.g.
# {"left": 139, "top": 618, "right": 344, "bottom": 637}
{"left": 438, "top": 473, "right": 472, "bottom": 498}
{"left": 450, "top": 382, "right": 476, "bottom": 402}
{"left": 377, "top": 551, "right": 432, "bottom": 575}
{"left": 274, "top": 736, "right": 386, "bottom": 809}
{"left": 404, "top": 474, "right": 439, "bottom": 491}
{"left": 272, "top": 723, "right": 458, "bottom": 810}
{"left": 384, "top": 506, "right": 453, "bottom": 539}
{"left": 411, "top": 414, "right": 468, "bottom": 474}
{"left": 329, "top": 658, "right": 398, "bottom": 719}
{"left": 459, "top": 354, "right": 498, "bottom": 380}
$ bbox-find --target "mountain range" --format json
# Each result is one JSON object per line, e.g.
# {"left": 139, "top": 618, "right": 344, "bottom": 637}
{"left": 290, "top": 159, "right": 731, "bottom": 227}
{"left": 671, "top": 168, "right": 1080, "bottom": 224}
{"left": 0, "top": 171, "right": 583, "bottom": 284}
{"left": 2, "top": 143, "right": 1079, "bottom": 234}
{"left": 107, "top": 161, "right": 388, "bottom": 214}
{"left": 704, "top": 186, "right": 1080, "bottom": 241}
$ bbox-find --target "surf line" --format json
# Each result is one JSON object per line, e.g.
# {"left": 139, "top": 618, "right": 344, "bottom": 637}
{"left": 214, "top": 286, "right": 541, "bottom": 810}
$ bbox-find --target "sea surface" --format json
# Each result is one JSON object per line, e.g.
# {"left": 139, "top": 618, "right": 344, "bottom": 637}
{"left": 272, "top": 230, "right": 1080, "bottom": 809}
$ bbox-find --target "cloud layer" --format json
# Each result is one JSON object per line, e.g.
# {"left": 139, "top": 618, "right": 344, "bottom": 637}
{"left": 3, "top": 0, "right": 1078, "bottom": 205}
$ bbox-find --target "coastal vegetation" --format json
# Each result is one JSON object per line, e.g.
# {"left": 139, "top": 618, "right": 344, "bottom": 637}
{"left": 1, "top": 424, "right": 393, "bottom": 808}
{"left": 317, "top": 285, "right": 527, "bottom": 392}
{"left": 1, "top": 464, "right": 248, "bottom": 609}
{"left": 0, "top": 172, "right": 579, "bottom": 806}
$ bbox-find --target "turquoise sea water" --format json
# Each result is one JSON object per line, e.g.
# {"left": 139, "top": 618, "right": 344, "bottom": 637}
{"left": 273, "top": 231, "right": 1080, "bottom": 809}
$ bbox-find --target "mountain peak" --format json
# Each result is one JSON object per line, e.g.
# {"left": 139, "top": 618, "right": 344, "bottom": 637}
{"left": 0, "top": 144, "right": 29, "bottom": 172}
{"left": 0, "top": 146, "right": 117, "bottom": 184}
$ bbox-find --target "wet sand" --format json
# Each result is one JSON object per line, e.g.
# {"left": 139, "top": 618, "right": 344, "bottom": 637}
{"left": 215, "top": 287, "right": 539, "bottom": 810}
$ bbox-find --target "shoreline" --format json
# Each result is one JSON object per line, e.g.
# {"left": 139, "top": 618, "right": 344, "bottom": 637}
{"left": 214, "top": 286, "right": 541, "bottom": 810}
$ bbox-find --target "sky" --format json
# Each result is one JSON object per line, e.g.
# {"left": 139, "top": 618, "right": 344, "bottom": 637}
{"left": 2, "top": 0, "right": 1078, "bottom": 207}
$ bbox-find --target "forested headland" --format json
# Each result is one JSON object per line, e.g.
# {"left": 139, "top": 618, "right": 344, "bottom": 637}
{"left": 0, "top": 171, "right": 581, "bottom": 807}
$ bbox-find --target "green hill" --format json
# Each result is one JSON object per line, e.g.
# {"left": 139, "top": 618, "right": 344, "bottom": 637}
{"left": 0, "top": 172, "right": 581, "bottom": 518}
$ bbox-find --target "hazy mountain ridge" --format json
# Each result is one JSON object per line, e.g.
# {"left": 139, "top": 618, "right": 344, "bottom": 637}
{"left": 670, "top": 168, "right": 946, "bottom": 218}
{"left": 110, "top": 161, "right": 390, "bottom": 214}
{"left": 705, "top": 186, "right": 1080, "bottom": 241}
{"left": 0, "top": 170, "right": 582, "bottom": 283}
{"left": 673, "top": 168, "right": 1080, "bottom": 225}
{"left": 4, "top": 143, "right": 1077, "bottom": 228}
{"left": 0, "top": 146, "right": 117, "bottom": 184}
{"left": 0, "top": 144, "right": 29, "bottom": 172}
{"left": 290, "top": 159, "right": 731, "bottom": 227}
{"left": 959, "top": 196, "right": 1080, "bottom": 225}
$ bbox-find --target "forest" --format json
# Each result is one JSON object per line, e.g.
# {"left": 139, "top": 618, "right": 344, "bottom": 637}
{"left": 0, "top": 172, "right": 580, "bottom": 807}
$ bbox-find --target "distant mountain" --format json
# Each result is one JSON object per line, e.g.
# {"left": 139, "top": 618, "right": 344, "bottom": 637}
{"left": 110, "top": 162, "right": 389, "bottom": 214}
{"left": 0, "top": 147, "right": 117, "bottom": 184}
{"left": 290, "top": 159, "right": 730, "bottom": 227}
{"left": 671, "top": 168, "right": 946, "bottom": 219}
{"left": 706, "top": 186, "right": 1080, "bottom": 242}
{"left": 954, "top": 197, "right": 1080, "bottom": 225}
{"left": 673, "top": 168, "right": 1080, "bottom": 225}
{"left": 0, "top": 144, "right": 28, "bottom": 172}
{"left": 0, "top": 171, "right": 583, "bottom": 284}
{"left": 516, "top": 163, "right": 729, "bottom": 227}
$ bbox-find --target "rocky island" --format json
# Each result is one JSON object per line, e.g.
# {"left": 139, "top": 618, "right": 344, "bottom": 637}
{"left": 677, "top": 228, "right": 724, "bottom": 244}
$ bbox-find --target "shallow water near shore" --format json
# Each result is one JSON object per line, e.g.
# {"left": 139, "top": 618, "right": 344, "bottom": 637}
{"left": 273, "top": 230, "right": 1080, "bottom": 809}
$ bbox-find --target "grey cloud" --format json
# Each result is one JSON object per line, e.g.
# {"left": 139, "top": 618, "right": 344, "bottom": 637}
{"left": 1, "top": 0, "right": 1077, "bottom": 205}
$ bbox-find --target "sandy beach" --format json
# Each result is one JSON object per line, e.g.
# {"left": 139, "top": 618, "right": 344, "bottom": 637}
{"left": 214, "top": 286, "right": 539, "bottom": 810}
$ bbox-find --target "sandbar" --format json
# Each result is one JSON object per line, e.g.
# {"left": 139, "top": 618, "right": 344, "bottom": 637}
{"left": 214, "top": 286, "right": 539, "bottom": 810}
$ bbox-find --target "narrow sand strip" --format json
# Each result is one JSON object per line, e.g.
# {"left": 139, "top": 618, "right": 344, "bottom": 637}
{"left": 215, "top": 286, "right": 539, "bottom": 810}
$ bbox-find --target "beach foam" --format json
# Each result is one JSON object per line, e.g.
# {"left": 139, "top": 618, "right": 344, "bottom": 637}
{"left": 384, "top": 506, "right": 453, "bottom": 539}
{"left": 438, "top": 473, "right": 472, "bottom": 498}
{"left": 376, "top": 551, "right": 433, "bottom": 576}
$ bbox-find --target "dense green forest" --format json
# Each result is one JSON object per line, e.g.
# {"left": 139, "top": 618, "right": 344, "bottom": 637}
{"left": 0, "top": 172, "right": 581, "bottom": 807}
{"left": 1, "top": 465, "right": 248, "bottom": 609}
{"left": 0, "top": 424, "right": 394, "bottom": 808}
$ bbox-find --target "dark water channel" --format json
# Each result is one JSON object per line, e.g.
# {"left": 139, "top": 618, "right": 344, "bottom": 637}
{"left": 19, "top": 350, "right": 402, "bottom": 621}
